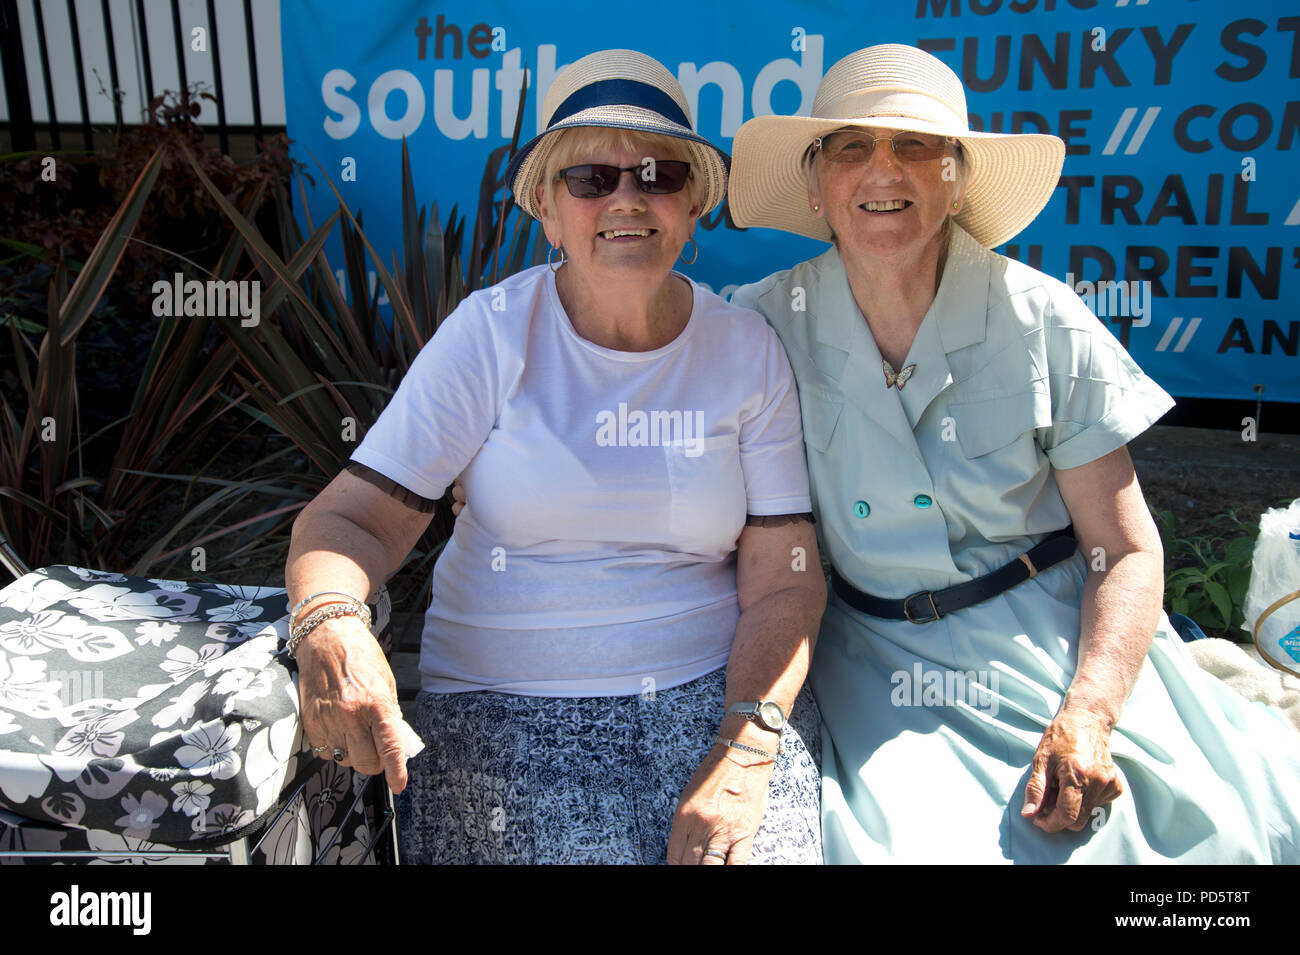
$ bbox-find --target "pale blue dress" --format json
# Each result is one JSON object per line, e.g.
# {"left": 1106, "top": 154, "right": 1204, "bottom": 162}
{"left": 732, "top": 225, "right": 1300, "bottom": 863}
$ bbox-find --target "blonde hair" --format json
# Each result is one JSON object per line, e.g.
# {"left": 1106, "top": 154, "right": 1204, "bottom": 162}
{"left": 538, "top": 127, "right": 703, "bottom": 211}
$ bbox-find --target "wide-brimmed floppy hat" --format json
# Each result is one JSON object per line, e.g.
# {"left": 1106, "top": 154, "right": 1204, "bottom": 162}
{"left": 506, "top": 49, "right": 730, "bottom": 221}
{"left": 728, "top": 44, "right": 1065, "bottom": 249}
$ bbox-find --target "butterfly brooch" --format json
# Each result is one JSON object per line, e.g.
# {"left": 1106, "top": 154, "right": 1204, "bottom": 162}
{"left": 882, "top": 359, "right": 917, "bottom": 390}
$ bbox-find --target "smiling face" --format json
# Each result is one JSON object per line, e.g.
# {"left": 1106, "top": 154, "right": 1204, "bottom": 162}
{"left": 535, "top": 128, "right": 702, "bottom": 286}
{"left": 807, "top": 125, "right": 963, "bottom": 266}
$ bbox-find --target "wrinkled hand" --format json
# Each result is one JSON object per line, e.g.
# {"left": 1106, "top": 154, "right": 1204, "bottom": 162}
{"left": 667, "top": 746, "right": 774, "bottom": 865}
{"left": 450, "top": 478, "right": 466, "bottom": 518}
{"left": 295, "top": 615, "right": 409, "bottom": 793}
{"left": 1021, "top": 707, "right": 1122, "bottom": 833}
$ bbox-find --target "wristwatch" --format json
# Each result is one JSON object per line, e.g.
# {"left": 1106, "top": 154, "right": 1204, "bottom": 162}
{"left": 726, "top": 700, "right": 787, "bottom": 733}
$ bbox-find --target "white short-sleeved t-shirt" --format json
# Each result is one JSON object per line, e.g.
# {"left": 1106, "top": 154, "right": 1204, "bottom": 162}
{"left": 351, "top": 264, "right": 811, "bottom": 696}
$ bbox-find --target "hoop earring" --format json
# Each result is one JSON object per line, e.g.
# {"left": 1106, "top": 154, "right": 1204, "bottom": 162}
{"left": 548, "top": 245, "right": 566, "bottom": 273}
{"left": 679, "top": 237, "right": 699, "bottom": 266}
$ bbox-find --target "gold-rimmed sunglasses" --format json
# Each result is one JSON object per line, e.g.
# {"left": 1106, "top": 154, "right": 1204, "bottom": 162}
{"left": 813, "top": 130, "right": 956, "bottom": 164}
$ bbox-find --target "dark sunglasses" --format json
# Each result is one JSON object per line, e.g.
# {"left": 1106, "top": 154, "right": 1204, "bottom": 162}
{"left": 557, "top": 160, "right": 692, "bottom": 198}
{"left": 814, "top": 130, "right": 954, "bottom": 164}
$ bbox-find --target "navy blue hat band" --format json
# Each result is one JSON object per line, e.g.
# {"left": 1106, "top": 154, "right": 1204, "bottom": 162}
{"left": 547, "top": 78, "right": 691, "bottom": 130}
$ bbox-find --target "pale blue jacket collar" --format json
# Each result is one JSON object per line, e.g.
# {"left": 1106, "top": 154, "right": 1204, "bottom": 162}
{"left": 804, "top": 224, "right": 992, "bottom": 447}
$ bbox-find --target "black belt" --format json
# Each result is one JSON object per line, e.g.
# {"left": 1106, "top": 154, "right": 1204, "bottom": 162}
{"left": 830, "top": 526, "right": 1077, "bottom": 623}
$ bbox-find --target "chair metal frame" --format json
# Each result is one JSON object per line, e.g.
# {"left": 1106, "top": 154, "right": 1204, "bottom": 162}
{"left": 0, "top": 775, "right": 400, "bottom": 865}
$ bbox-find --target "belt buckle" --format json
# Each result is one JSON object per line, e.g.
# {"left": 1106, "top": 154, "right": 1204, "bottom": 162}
{"left": 903, "top": 591, "right": 941, "bottom": 624}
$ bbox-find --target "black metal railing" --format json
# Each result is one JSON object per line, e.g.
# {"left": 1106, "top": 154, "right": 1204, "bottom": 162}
{"left": 0, "top": 0, "right": 281, "bottom": 155}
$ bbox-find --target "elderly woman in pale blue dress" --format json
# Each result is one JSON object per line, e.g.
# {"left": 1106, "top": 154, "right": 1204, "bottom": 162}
{"left": 727, "top": 44, "right": 1300, "bottom": 863}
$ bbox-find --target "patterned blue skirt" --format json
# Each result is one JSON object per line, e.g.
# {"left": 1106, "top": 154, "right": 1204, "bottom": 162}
{"left": 397, "top": 668, "right": 821, "bottom": 864}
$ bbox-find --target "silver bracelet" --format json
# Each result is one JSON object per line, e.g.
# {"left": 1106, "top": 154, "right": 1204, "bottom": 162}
{"left": 291, "top": 599, "right": 371, "bottom": 637}
{"left": 286, "top": 602, "right": 372, "bottom": 657}
{"left": 714, "top": 735, "right": 781, "bottom": 762}
{"left": 288, "top": 590, "right": 364, "bottom": 622}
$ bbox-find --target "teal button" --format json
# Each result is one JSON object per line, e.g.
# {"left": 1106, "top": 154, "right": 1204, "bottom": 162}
{"left": 913, "top": 494, "right": 933, "bottom": 509}
{"left": 853, "top": 500, "right": 871, "bottom": 518}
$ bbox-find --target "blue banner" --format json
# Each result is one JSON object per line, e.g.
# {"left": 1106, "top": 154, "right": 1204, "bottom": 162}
{"left": 280, "top": 0, "right": 1300, "bottom": 403}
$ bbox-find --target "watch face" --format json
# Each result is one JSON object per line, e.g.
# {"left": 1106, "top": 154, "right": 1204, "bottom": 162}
{"left": 758, "top": 701, "right": 786, "bottom": 729}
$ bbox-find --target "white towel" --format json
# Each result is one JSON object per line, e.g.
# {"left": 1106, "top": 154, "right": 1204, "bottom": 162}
{"left": 1189, "top": 637, "right": 1300, "bottom": 735}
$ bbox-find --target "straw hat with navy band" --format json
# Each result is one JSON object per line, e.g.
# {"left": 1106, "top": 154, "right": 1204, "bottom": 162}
{"left": 507, "top": 49, "right": 730, "bottom": 222}
{"left": 728, "top": 44, "right": 1065, "bottom": 250}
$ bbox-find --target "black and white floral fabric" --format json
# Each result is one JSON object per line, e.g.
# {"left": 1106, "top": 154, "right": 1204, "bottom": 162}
{"left": 399, "top": 669, "right": 822, "bottom": 864}
{"left": 0, "top": 565, "right": 392, "bottom": 864}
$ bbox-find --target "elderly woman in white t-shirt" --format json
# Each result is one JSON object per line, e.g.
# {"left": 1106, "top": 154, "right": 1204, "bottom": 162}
{"left": 284, "top": 50, "right": 825, "bottom": 864}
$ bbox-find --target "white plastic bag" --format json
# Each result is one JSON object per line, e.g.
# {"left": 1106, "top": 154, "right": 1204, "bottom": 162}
{"left": 1242, "top": 499, "right": 1300, "bottom": 677}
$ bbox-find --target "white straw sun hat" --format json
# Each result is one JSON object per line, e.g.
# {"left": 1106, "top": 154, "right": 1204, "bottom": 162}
{"left": 728, "top": 44, "right": 1065, "bottom": 249}
{"left": 507, "top": 49, "right": 730, "bottom": 221}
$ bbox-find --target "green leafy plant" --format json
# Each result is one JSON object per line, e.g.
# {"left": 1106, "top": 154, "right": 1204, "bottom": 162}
{"left": 162, "top": 75, "right": 542, "bottom": 603}
{"left": 0, "top": 143, "right": 265, "bottom": 576}
{"left": 1157, "top": 509, "right": 1257, "bottom": 638}
{"left": 0, "top": 86, "right": 299, "bottom": 437}
{"left": 2, "top": 74, "right": 541, "bottom": 620}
